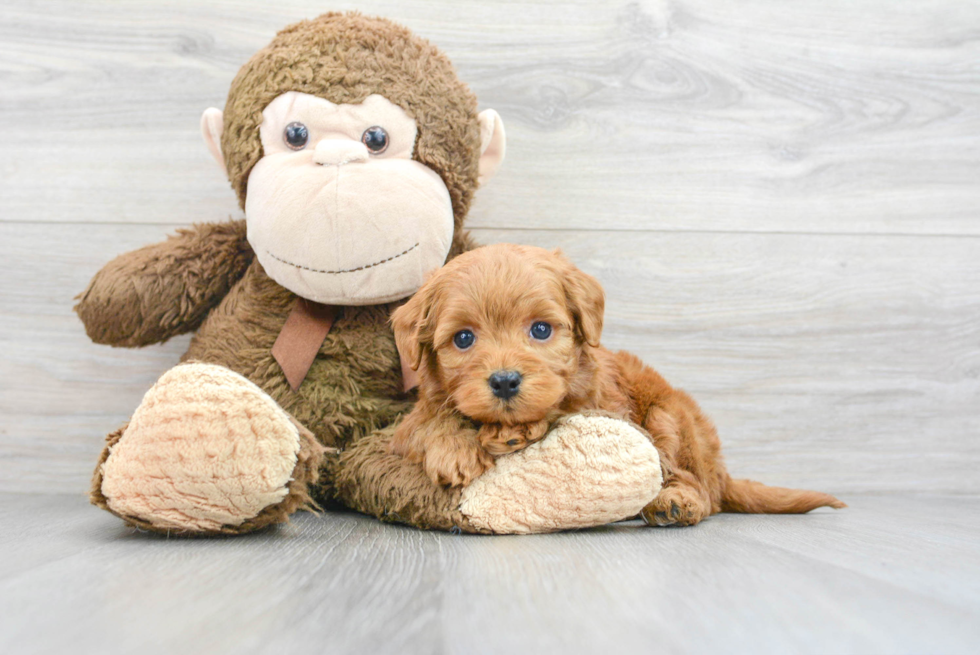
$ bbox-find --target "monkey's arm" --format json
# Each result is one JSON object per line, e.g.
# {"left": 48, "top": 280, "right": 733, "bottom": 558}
{"left": 75, "top": 220, "right": 253, "bottom": 347}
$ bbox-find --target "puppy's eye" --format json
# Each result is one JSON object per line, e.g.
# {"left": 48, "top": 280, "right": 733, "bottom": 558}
{"left": 361, "top": 126, "right": 389, "bottom": 154}
{"left": 283, "top": 122, "right": 309, "bottom": 150}
{"left": 453, "top": 329, "right": 475, "bottom": 350}
{"left": 530, "top": 321, "right": 552, "bottom": 341}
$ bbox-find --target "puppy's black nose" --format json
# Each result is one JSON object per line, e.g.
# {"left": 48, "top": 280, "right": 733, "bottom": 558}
{"left": 488, "top": 370, "right": 522, "bottom": 400}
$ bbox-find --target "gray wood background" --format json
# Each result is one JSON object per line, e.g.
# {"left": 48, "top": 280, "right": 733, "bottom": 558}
{"left": 1, "top": 0, "right": 978, "bottom": 496}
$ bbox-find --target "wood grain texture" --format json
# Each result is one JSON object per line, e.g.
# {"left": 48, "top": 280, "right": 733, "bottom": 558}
{"left": 1, "top": 3, "right": 977, "bottom": 648}
{"left": 2, "top": 223, "right": 977, "bottom": 495}
{"left": 0, "top": 2, "right": 978, "bottom": 497}
{"left": 0, "top": 493, "right": 977, "bottom": 654}
{"left": 1, "top": 0, "right": 978, "bottom": 234}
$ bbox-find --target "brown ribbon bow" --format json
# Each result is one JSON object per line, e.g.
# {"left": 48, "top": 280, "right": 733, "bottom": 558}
{"left": 272, "top": 298, "right": 418, "bottom": 393}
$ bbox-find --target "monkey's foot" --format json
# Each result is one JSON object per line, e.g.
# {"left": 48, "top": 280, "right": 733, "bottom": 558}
{"left": 92, "top": 362, "right": 325, "bottom": 534}
{"left": 459, "top": 412, "right": 663, "bottom": 534}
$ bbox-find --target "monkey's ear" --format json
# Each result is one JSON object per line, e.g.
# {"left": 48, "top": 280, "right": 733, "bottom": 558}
{"left": 391, "top": 284, "right": 437, "bottom": 371}
{"left": 477, "top": 109, "right": 506, "bottom": 186}
{"left": 554, "top": 250, "right": 605, "bottom": 348}
{"left": 200, "top": 107, "right": 228, "bottom": 177}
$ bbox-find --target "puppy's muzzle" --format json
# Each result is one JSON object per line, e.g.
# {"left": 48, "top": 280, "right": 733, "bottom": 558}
{"left": 488, "top": 370, "right": 522, "bottom": 400}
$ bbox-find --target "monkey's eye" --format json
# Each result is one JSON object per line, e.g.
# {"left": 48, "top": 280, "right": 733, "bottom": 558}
{"left": 283, "top": 122, "right": 309, "bottom": 150}
{"left": 361, "top": 126, "right": 389, "bottom": 154}
{"left": 453, "top": 329, "right": 475, "bottom": 350}
{"left": 530, "top": 322, "right": 553, "bottom": 341}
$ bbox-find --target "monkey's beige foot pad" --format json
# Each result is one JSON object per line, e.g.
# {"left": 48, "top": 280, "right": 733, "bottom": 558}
{"left": 99, "top": 363, "right": 302, "bottom": 532}
{"left": 459, "top": 413, "right": 663, "bottom": 534}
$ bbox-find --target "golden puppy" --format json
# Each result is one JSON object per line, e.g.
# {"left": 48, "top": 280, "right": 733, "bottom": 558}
{"left": 390, "top": 243, "right": 844, "bottom": 526}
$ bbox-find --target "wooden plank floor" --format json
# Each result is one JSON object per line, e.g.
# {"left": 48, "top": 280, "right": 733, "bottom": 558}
{"left": 1, "top": 3, "right": 979, "bottom": 652}
{"left": 0, "top": 492, "right": 977, "bottom": 654}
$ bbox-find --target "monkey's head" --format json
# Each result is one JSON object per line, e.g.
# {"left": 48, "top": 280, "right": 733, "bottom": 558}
{"left": 200, "top": 13, "right": 505, "bottom": 305}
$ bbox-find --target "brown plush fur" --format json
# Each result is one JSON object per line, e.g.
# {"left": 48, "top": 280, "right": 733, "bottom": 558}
{"left": 76, "top": 220, "right": 254, "bottom": 347}
{"left": 390, "top": 244, "right": 846, "bottom": 525}
{"left": 76, "top": 13, "right": 484, "bottom": 533}
{"left": 327, "top": 424, "right": 484, "bottom": 533}
{"left": 221, "top": 11, "right": 482, "bottom": 257}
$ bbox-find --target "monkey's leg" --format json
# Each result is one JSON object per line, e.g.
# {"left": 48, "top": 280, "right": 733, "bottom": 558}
{"left": 329, "top": 412, "right": 664, "bottom": 534}
{"left": 91, "top": 362, "right": 324, "bottom": 535}
{"left": 326, "top": 424, "right": 474, "bottom": 531}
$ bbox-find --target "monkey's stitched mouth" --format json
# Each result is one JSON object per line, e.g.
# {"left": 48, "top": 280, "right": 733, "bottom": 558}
{"left": 265, "top": 242, "right": 420, "bottom": 275}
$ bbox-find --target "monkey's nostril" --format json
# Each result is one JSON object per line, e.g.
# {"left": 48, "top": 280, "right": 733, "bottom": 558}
{"left": 488, "top": 370, "right": 522, "bottom": 400}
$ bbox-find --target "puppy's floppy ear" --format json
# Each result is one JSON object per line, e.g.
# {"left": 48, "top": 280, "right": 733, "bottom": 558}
{"left": 391, "top": 277, "right": 440, "bottom": 371}
{"left": 553, "top": 249, "right": 605, "bottom": 348}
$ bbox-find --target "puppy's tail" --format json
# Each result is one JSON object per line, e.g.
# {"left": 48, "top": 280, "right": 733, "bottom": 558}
{"left": 721, "top": 477, "right": 846, "bottom": 514}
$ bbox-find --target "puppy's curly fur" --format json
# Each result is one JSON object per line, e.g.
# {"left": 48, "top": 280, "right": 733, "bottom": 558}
{"left": 391, "top": 243, "right": 845, "bottom": 526}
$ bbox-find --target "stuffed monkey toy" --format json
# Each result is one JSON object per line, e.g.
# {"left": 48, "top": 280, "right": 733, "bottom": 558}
{"left": 76, "top": 12, "right": 663, "bottom": 535}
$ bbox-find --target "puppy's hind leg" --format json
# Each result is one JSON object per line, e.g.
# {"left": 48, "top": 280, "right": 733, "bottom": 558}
{"left": 639, "top": 406, "right": 715, "bottom": 527}
{"left": 641, "top": 470, "right": 713, "bottom": 527}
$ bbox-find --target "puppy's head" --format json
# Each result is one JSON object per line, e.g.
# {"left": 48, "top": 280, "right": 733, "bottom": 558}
{"left": 392, "top": 243, "right": 604, "bottom": 424}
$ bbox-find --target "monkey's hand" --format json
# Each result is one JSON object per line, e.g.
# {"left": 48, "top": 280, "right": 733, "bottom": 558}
{"left": 478, "top": 420, "right": 551, "bottom": 456}
{"left": 75, "top": 220, "right": 253, "bottom": 347}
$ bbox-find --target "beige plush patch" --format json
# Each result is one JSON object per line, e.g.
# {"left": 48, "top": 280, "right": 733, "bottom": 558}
{"left": 245, "top": 92, "right": 455, "bottom": 306}
{"left": 476, "top": 108, "right": 505, "bottom": 186}
{"left": 459, "top": 414, "right": 663, "bottom": 534}
{"left": 100, "top": 363, "right": 302, "bottom": 531}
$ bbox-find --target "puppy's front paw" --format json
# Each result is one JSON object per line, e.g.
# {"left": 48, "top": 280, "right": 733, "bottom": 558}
{"left": 479, "top": 420, "right": 551, "bottom": 456}
{"left": 424, "top": 434, "right": 494, "bottom": 488}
